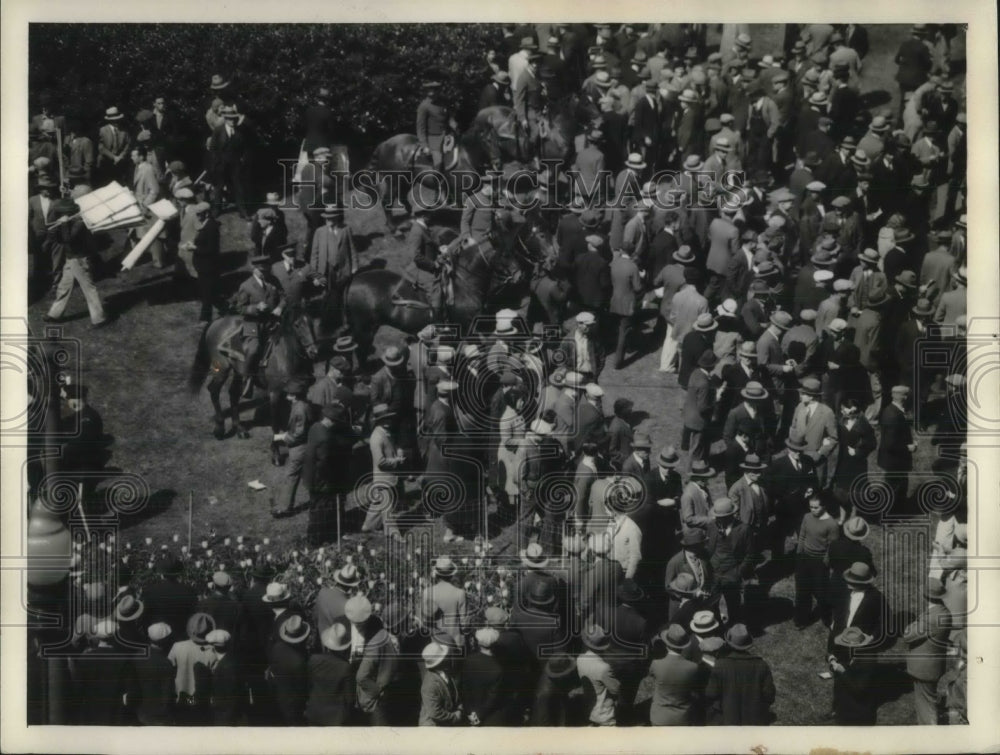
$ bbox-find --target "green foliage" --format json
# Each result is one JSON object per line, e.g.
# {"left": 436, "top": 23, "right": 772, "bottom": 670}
{"left": 29, "top": 23, "right": 502, "bottom": 160}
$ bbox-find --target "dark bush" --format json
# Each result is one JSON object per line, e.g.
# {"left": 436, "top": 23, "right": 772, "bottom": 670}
{"left": 29, "top": 23, "right": 503, "bottom": 186}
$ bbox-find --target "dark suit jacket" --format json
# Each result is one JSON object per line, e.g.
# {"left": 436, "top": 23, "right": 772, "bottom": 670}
{"left": 827, "top": 586, "right": 888, "bottom": 656}
{"left": 305, "top": 653, "right": 355, "bottom": 725}
{"left": 303, "top": 420, "right": 335, "bottom": 494}
{"left": 478, "top": 82, "right": 506, "bottom": 111}
{"left": 460, "top": 650, "right": 508, "bottom": 725}
{"left": 705, "top": 650, "right": 775, "bottom": 725}
{"left": 211, "top": 651, "right": 246, "bottom": 725}
{"left": 877, "top": 403, "right": 912, "bottom": 471}
{"left": 556, "top": 330, "right": 606, "bottom": 378}
{"left": 678, "top": 331, "right": 714, "bottom": 390}
{"left": 683, "top": 368, "right": 715, "bottom": 431}
{"left": 632, "top": 94, "right": 662, "bottom": 146}
{"left": 573, "top": 249, "right": 611, "bottom": 309}
{"left": 268, "top": 640, "right": 309, "bottom": 725}
{"left": 128, "top": 645, "right": 175, "bottom": 725}
{"left": 766, "top": 453, "right": 819, "bottom": 519}
{"left": 71, "top": 646, "right": 131, "bottom": 725}
{"left": 210, "top": 121, "right": 252, "bottom": 170}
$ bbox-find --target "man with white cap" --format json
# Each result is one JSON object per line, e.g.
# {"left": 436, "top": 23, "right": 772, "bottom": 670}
{"left": 206, "top": 629, "right": 244, "bottom": 725}
{"left": 557, "top": 312, "right": 605, "bottom": 383}
{"left": 126, "top": 622, "right": 176, "bottom": 725}
{"left": 816, "top": 278, "right": 853, "bottom": 333}
{"left": 572, "top": 383, "right": 608, "bottom": 455}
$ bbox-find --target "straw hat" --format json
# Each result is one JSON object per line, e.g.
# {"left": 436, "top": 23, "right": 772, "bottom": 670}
{"left": 278, "top": 615, "right": 312, "bottom": 644}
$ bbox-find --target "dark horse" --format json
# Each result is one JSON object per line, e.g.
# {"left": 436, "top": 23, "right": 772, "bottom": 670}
{"left": 187, "top": 307, "right": 322, "bottom": 446}
{"left": 342, "top": 217, "right": 554, "bottom": 357}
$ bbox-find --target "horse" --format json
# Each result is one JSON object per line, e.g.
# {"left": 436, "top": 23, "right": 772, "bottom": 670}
{"left": 187, "top": 307, "right": 321, "bottom": 449}
{"left": 470, "top": 105, "right": 576, "bottom": 169}
{"left": 341, "top": 218, "right": 554, "bottom": 357}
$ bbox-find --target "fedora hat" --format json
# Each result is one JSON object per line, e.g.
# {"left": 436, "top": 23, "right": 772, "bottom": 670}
{"left": 869, "top": 115, "right": 891, "bottom": 133}
{"left": 660, "top": 624, "right": 692, "bottom": 653}
{"left": 799, "top": 376, "right": 822, "bottom": 395}
{"left": 911, "top": 297, "right": 935, "bottom": 318}
{"left": 371, "top": 403, "right": 396, "bottom": 424}
{"left": 667, "top": 573, "right": 698, "bottom": 597}
{"left": 147, "top": 622, "right": 172, "bottom": 643}
{"left": 333, "top": 335, "right": 358, "bottom": 354}
{"left": 484, "top": 606, "right": 509, "bottom": 628}
{"left": 683, "top": 154, "right": 703, "bottom": 171}
{"left": 582, "top": 624, "right": 611, "bottom": 652}
{"left": 740, "top": 381, "right": 768, "bottom": 401}
{"left": 580, "top": 208, "right": 602, "bottom": 229}
{"left": 562, "top": 370, "right": 584, "bottom": 389}
{"left": 843, "top": 561, "right": 876, "bottom": 586}
{"left": 433, "top": 556, "right": 457, "bottom": 578}
{"left": 834, "top": 626, "right": 873, "bottom": 648}
{"left": 545, "top": 654, "right": 577, "bottom": 680}
{"left": 690, "top": 610, "right": 720, "bottom": 634}
{"left": 953, "top": 266, "right": 967, "bottom": 285}
{"left": 619, "top": 579, "right": 645, "bottom": 604}
{"left": 725, "top": 623, "right": 753, "bottom": 650}
{"left": 843, "top": 516, "right": 869, "bottom": 542}
{"left": 345, "top": 595, "right": 373, "bottom": 624}
{"left": 115, "top": 595, "right": 144, "bottom": 623}
{"left": 681, "top": 529, "right": 707, "bottom": 548}
{"left": 104, "top": 106, "right": 124, "bottom": 121}
{"left": 321, "top": 204, "right": 345, "bottom": 218}
{"left": 209, "top": 74, "right": 230, "bottom": 90}
{"left": 212, "top": 571, "right": 233, "bottom": 590}
{"left": 785, "top": 431, "right": 808, "bottom": 452}
{"left": 206, "top": 629, "right": 232, "bottom": 649}
{"left": 221, "top": 105, "right": 241, "bottom": 120}
{"left": 713, "top": 136, "right": 733, "bottom": 153}
{"left": 262, "top": 582, "right": 292, "bottom": 603}
{"left": 321, "top": 621, "right": 351, "bottom": 651}
{"left": 519, "top": 543, "right": 550, "bottom": 569}
{"left": 866, "top": 288, "right": 889, "bottom": 307}
{"left": 672, "top": 245, "right": 696, "bottom": 264}
{"left": 625, "top": 152, "right": 647, "bottom": 170}
{"left": 689, "top": 460, "right": 717, "bottom": 478}
{"left": 694, "top": 313, "right": 717, "bottom": 332}
{"left": 698, "top": 350, "right": 718, "bottom": 369}
{"left": 770, "top": 311, "right": 793, "bottom": 330}
{"left": 251, "top": 561, "right": 275, "bottom": 581}
{"left": 422, "top": 640, "right": 449, "bottom": 669}
{"left": 893, "top": 226, "right": 915, "bottom": 245}
{"left": 738, "top": 341, "right": 759, "bottom": 360}
{"left": 712, "top": 498, "right": 737, "bottom": 518}
{"left": 186, "top": 612, "right": 216, "bottom": 644}
{"left": 279, "top": 615, "right": 312, "bottom": 644}
{"left": 740, "top": 453, "right": 767, "bottom": 471}
{"left": 678, "top": 88, "right": 699, "bottom": 104}
{"left": 527, "top": 578, "right": 556, "bottom": 608}
{"left": 658, "top": 446, "right": 680, "bottom": 468}
{"left": 249, "top": 253, "right": 270, "bottom": 267}
{"left": 381, "top": 345, "right": 405, "bottom": 366}
{"left": 333, "top": 564, "right": 361, "bottom": 588}
{"left": 859, "top": 248, "right": 880, "bottom": 265}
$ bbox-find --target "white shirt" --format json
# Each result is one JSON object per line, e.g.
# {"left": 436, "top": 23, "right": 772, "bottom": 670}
{"left": 39, "top": 195, "right": 51, "bottom": 218}
{"left": 350, "top": 623, "right": 366, "bottom": 660}
{"left": 846, "top": 589, "right": 865, "bottom": 627}
{"left": 574, "top": 331, "right": 592, "bottom": 372}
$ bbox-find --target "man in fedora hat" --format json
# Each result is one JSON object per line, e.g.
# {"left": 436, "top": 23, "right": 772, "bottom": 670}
{"left": 790, "top": 376, "right": 839, "bottom": 486}
{"left": 557, "top": 311, "right": 606, "bottom": 384}
{"left": 678, "top": 313, "right": 717, "bottom": 389}
{"left": 828, "top": 626, "right": 879, "bottom": 724}
{"left": 632, "top": 77, "right": 664, "bottom": 167}
{"left": 679, "top": 459, "right": 716, "bottom": 534}
{"left": 303, "top": 620, "right": 353, "bottom": 725}
{"left": 902, "top": 579, "right": 953, "bottom": 724}
{"left": 827, "top": 561, "right": 886, "bottom": 660}
{"left": 167, "top": 612, "right": 218, "bottom": 723}
{"left": 665, "top": 529, "right": 716, "bottom": 613}
{"left": 933, "top": 264, "right": 966, "bottom": 327}
{"left": 197, "top": 571, "right": 243, "bottom": 640}
{"left": 303, "top": 402, "right": 355, "bottom": 546}
{"left": 126, "top": 623, "right": 176, "bottom": 725}
{"left": 705, "top": 198, "right": 741, "bottom": 306}
{"left": 727, "top": 453, "right": 770, "bottom": 542}
{"left": 313, "top": 564, "right": 359, "bottom": 636}
{"left": 576, "top": 624, "right": 620, "bottom": 726}
{"left": 361, "top": 403, "right": 405, "bottom": 536}
{"left": 573, "top": 128, "right": 608, "bottom": 204}
{"left": 649, "top": 623, "right": 704, "bottom": 725}
{"left": 705, "top": 623, "right": 775, "bottom": 724}
{"left": 878, "top": 385, "right": 917, "bottom": 510}
{"left": 401, "top": 202, "right": 446, "bottom": 319}
{"left": 96, "top": 105, "right": 132, "bottom": 184}
{"left": 827, "top": 514, "right": 874, "bottom": 600}
{"left": 722, "top": 378, "right": 769, "bottom": 458}
{"left": 371, "top": 343, "right": 417, "bottom": 450}
{"left": 310, "top": 204, "right": 356, "bottom": 291}
{"left": 765, "top": 431, "right": 819, "bottom": 558}
{"left": 682, "top": 349, "right": 719, "bottom": 464}
{"left": 478, "top": 69, "right": 511, "bottom": 111}
{"left": 705, "top": 498, "right": 756, "bottom": 625}
{"left": 848, "top": 247, "right": 888, "bottom": 313}
{"left": 664, "top": 266, "right": 709, "bottom": 375}
{"left": 271, "top": 376, "right": 312, "bottom": 515}
{"left": 268, "top": 614, "right": 311, "bottom": 725}
{"left": 208, "top": 104, "right": 251, "bottom": 219}
{"left": 418, "top": 641, "right": 464, "bottom": 725}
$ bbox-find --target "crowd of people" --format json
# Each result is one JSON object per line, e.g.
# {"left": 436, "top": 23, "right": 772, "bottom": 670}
{"left": 27, "top": 22, "right": 970, "bottom": 727}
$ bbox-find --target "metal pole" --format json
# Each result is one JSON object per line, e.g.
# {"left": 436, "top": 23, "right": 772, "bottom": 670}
{"left": 75, "top": 482, "right": 90, "bottom": 539}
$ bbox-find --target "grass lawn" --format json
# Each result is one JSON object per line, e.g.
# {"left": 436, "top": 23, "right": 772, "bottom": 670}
{"left": 26, "top": 23, "right": 959, "bottom": 725}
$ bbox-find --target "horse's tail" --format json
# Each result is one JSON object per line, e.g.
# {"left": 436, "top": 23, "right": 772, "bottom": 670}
{"left": 187, "top": 322, "right": 212, "bottom": 394}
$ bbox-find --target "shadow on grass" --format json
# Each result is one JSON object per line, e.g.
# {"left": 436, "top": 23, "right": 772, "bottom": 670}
{"left": 860, "top": 89, "right": 894, "bottom": 109}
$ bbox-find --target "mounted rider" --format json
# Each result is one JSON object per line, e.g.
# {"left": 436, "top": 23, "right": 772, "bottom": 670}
{"left": 401, "top": 201, "right": 448, "bottom": 320}
{"left": 416, "top": 80, "right": 457, "bottom": 172}
{"left": 460, "top": 174, "right": 500, "bottom": 248}
{"left": 233, "top": 254, "right": 283, "bottom": 388}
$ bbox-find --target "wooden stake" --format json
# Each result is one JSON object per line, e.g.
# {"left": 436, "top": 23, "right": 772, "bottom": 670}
{"left": 336, "top": 494, "right": 342, "bottom": 551}
{"left": 76, "top": 482, "right": 90, "bottom": 539}
{"left": 55, "top": 127, "right": 66, "bottom": 189}
{"left": 188, "top": 492, "right": 193, "bottom": 552}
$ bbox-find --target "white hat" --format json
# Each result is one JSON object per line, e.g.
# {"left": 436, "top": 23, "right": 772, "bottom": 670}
{"left": 436, "top": 345, "right": 455, "bottom": 363}
{"left": 585, "top": 383, "right": 604, "bottom": 398}
{"left": 813, "top": 269, "right": 834, "bottom": 283}
{"left": 147, "top": 622, "right": 172, "bottom": 642}
{"left": 206, "top": 629, "right": 232, "bottom": 647}
{"left": 530, "top": 418, "right": 553, "bottom": 435}
{"left": 437, "top": 380, "right": 458, "bottom": 394}
{"left": 422, "top": 641, "right": 449, "bottom": 669}
{"left": 475, "top": 627, "right": 500, "bottom": 648}
{"left": 575, "top": 311, "right": 596, "bottom": 325}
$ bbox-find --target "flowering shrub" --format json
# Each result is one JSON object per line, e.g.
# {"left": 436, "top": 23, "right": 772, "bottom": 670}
{"left": 74, "top": 531, "right": 513, "bottom": 620}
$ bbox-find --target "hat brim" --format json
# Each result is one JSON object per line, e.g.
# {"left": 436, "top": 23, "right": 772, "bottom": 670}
{"left": 104, "top": 113, "right": 124, "bottom": 120}
{"left": 689, "top": 467, "right": 717, "bottom": 478}
{"left": 334, "top": 576, "right": 361, "bottom": 588}
{"left": 843, "top": 573, "right": 875, "bottom": 586}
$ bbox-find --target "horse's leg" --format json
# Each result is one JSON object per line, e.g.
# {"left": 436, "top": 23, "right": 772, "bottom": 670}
{"left": 207, "top": 369, "right": 228, "bottom": 440}
{"left": 269, "top": 387, "right": 285, "bottom": 467}
{"left": 231, "top": 374, "right": 250, "bottom": 439}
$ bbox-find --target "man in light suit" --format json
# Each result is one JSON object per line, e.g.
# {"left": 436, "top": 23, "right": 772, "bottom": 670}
{"left": 680, "top": 460, "right": 717, "bottom": 533}
{"left": 666, "top": 268, "right": 709, "bottom": 374}
{"left": 705, "top": 204, "right": 741, "bottom": 306}
{"left": 423, "top": 557, "right": 469, "bottom": 648}
{"left": 790, "top": 377, "right": 839, "bottom": 488}
{"left": 573, "top": 383, "right": 608, "bottom": 456}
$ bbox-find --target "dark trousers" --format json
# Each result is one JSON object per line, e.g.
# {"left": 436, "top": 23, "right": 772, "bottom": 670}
{"left": 308, "top": 492, "right": 339, "bottom": 546}
{"left": 682, "top": 426, "right": 709, "bottom": 464}
{"left": 194, "top": 267, "right": 218, "bottom": 321}
{"left": 717, "top": 582, "right": 743, "bottom": 626}
{"left": 704, "top": 273, "right": 725, "bottom": 307}
{"left": 213, "top": 163, "right": 247, "bottom": 218}
{"left": 794, "top": 552, "right": 831, "bottom": 625}
{"left": 611, "top": 312, "right": 636, "bottom": 368}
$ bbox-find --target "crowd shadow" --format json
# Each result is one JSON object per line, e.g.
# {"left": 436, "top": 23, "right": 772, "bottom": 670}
{"left": 860, "top": 89, "right": 893, "bottom": 109}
